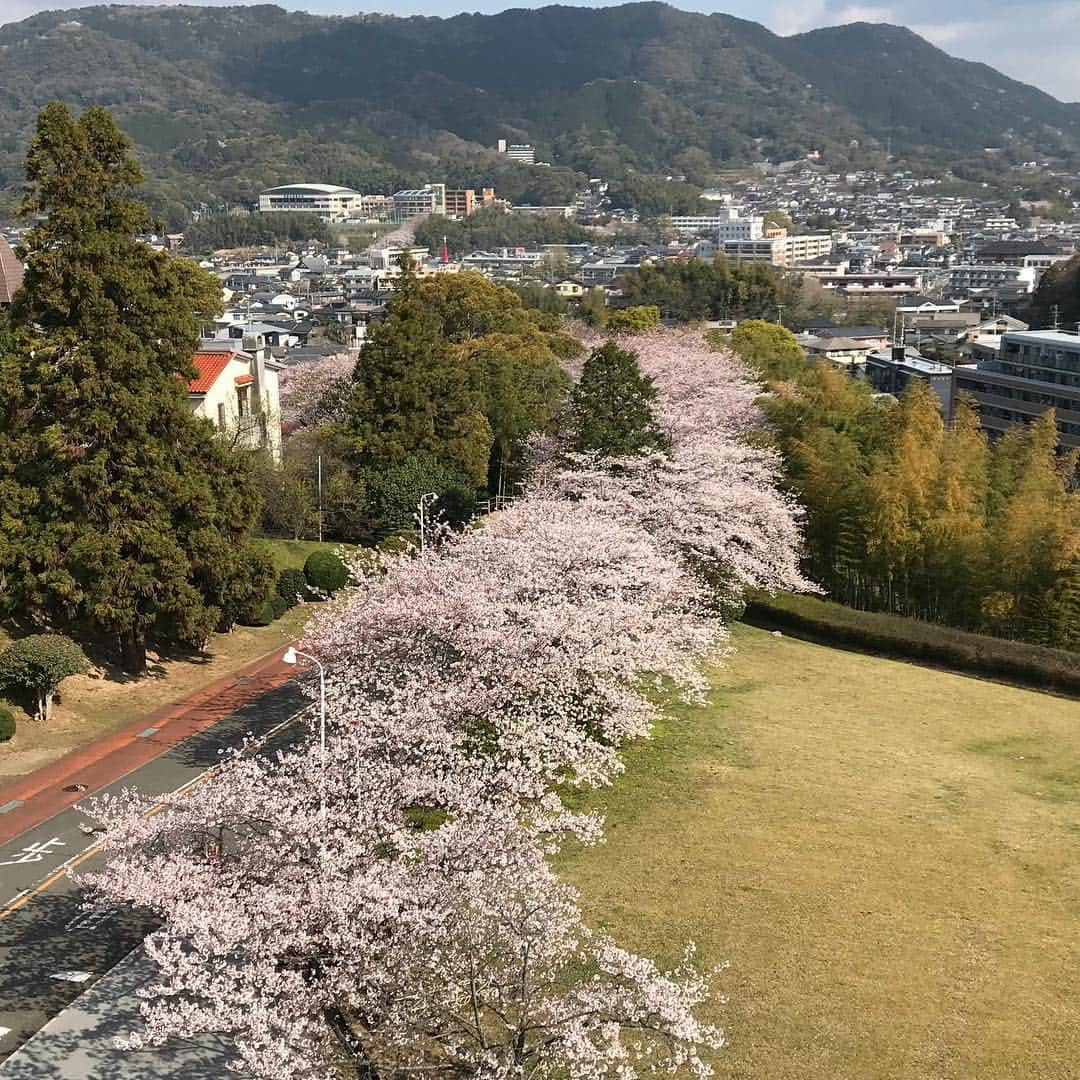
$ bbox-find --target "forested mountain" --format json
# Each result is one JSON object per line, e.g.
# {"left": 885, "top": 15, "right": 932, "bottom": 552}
{"left": 2, "top": 2, "right": 1079, "bottom": 221}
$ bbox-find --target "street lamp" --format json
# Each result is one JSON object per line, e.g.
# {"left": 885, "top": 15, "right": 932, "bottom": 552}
{"left": 416, "top": 491, "right": 438, "bottom": 554}
{"left": 283, "top": 646, "right": 326, "bottom": 813}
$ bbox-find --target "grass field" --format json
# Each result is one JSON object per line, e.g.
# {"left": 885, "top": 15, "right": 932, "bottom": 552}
{"left": 558, "top": 625, "right": 1080, "bottom": 1080}
{"left": 258, "top": 538, "right": 351, "bottom": 572}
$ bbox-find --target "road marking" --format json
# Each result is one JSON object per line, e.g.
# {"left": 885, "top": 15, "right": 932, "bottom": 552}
{"left": 50, "top": 970, "right": 92, "bottom": 984}
{"left": 136, "top": 727, "right": 160, "bottom": 738}
{"left": 0, "top": 838, "right": 66, "bottom": 867}
{"left": 0, "top": 801, "right": 23, "bottom": 814}
{"left": 64, "top": 907, "right": 115, "bottom": 933}
{"left": 0, "top": 1026, "right": 11, "bottom": 1038}
{"left": 0, "top": 704, "right": 312, "bottom": 921}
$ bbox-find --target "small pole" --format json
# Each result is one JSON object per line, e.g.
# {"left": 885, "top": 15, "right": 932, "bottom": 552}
{"left": 317, "top": 454, "right": 323, "bottom": 543}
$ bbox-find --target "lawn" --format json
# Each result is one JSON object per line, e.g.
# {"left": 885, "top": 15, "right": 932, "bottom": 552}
{"left": 558, "top": 625, "right": 1080, "bottom": 1080}
{"left": 0, "top": 606, "right": 319, "bottom": 784}
{"left": 258, "top": 538, "right": 353, "bottom": 573}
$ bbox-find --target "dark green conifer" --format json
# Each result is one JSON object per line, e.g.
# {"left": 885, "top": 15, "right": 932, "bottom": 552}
{"left": 0, "top": 103, "right": 271, "bottom": 672}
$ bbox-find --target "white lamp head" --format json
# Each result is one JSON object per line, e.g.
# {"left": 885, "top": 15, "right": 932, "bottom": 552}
{"left": 282, "top": 646, "right": 298, "bottom": 665}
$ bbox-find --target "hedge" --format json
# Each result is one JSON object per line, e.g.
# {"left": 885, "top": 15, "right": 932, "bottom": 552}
{"left": 0, "top": 706, "right": 14, "bottom": 742}
{"left": 744, "top": 591, "right": 1080, "bottom": 697}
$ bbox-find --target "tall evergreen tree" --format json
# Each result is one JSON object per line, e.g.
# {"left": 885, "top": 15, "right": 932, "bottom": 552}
{"left": 345, "top": 262, "right": 493, "bottom": 488}
{"left": 570, "top": 341, "right": 668, "bottom": 457}
{"left": 0, "top": 103, "right": 271, "bottom": 672}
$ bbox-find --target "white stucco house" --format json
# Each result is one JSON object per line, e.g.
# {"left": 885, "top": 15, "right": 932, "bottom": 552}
{"left": 188, "top": 345, "right": 282, "bottom": 463}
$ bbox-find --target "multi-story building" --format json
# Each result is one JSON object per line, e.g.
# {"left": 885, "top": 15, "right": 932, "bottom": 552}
{"left": 864, "top": 346, "right": 955, "bottom": 416}
{"left": 392, "top": 185, "right": 447, "bottom": 218}
{"left": 670, "top": 208, "right": 764, "bottom": 240}
{"left": 720, "top": 233, "right": 832, "bottom": 268}
{"left": 258, "top": 184, "right": 362, "bottom": 221}
{"left": 443, "top": 187, "right": 496, "bottom": 218}
{"left": 955, "top": 330, "right": 1080, "bottom": 449}
{"left": 496, "top": 139, "right": 536, "bottom": 164}
{"left": 946, "top": 264, "right": 1032, "bottom": 296}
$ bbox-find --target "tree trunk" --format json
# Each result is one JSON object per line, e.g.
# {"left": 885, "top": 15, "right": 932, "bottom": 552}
{"left": 120, "top": 623, "right": 147, "bottom": 675}
{"left": 323, "top": 1007, "right": 380, "bottom": 1080}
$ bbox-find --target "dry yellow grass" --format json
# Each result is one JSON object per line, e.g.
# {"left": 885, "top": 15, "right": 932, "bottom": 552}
{"left": 559, "top": 625, "right": 1080, "bottom": 1080}
{"left": 0, "top": 606, "right": 309, "bottom": 783}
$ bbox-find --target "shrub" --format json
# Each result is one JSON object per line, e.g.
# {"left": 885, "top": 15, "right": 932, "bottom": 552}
{"left": 270, "top": 593, "right": 290, "bottom": 620}
{"left": 304, "top": 550, "right": 349, "bottom": 594}
{"left": 607, "top": 305, "right": 661, "bottom": 335}
{"left": 744, "top": 591, "right": 1080, "bottom": 697}
{"left": 0, "top": 634, "right": 91, "bottom": 721}
{"left": 238, "top": 598, "right": 278, "bottom": 627}
{"left": 276, "top": 568, "right": 310, "bottom": 608}
{"left": 0, "top": 706, "right": 15, "bottom": 742}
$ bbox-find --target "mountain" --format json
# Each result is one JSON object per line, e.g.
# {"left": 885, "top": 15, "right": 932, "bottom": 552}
{"left": 0, "top": 2, "right": 1078, "bottom": 221}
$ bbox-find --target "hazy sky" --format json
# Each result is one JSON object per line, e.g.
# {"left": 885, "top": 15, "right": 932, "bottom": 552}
{"left": 4, "top": 0, "right": 1079, "bottom": 102}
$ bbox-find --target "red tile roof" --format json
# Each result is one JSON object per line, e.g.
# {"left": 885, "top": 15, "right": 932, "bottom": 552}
{"left": 188, "top": 351, "right": 233, "bottom": 394}
{"left": 234, "top": 373, "right": 255, "bottom": 386}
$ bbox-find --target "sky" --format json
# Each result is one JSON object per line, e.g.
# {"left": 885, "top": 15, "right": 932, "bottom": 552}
{"left": 3, "top": 0, "right": 1079, "bottom": 102}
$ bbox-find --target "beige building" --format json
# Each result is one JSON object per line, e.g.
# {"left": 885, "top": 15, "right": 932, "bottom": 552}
{"left": 188, "top": 346, "right": 282, "bottom": 462}
{"left": 0, "top": 235, "right": 24, "bottom": 304}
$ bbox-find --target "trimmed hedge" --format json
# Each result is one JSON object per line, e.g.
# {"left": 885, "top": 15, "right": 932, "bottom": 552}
{"left": 0, "top": 706, "right": 14, "bottom": 742}
{"left": 744, "top": 591, "right": 1080, "bottom": 697}
{"left": 304, "top": 550, "right": 349, "bottom": 594}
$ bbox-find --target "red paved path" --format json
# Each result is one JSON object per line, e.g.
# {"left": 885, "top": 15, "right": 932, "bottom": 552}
{"left": 0, "top": 647, "right": 297, "bottom": 844}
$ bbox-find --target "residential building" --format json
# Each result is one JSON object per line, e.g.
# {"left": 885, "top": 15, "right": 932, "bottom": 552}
{"left": 946, "top": 264, "right": 1032, "bottom": 296}
{"left": 258, "top": 184, "right": 362, "bottom": 221}
{"left": 955, "top": 330, "right": 1080, "bottom": 449}
{"left": 670, "top": 208, "right": 764, "bottom": 240}
{"left": 188, "top": 345, "right": 283, "bottom": 462}
{"left": 443, "top": 187, "right": 496, "bottom": 218}
{"left": 864, "top": 346, "right": 955, "bottom": 416}
{"left": 0, "top": 235, "right": 24, "bottom": 305}
{"left": 720, "top": 233, "right": 832, "bottom": 268}
{"left": 554, "top": 278, "right": 586, "bottom": 299}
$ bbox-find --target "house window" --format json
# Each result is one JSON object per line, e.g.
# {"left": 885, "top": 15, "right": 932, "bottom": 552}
{"left": 237, "top": 386, "right": 249, "bottom": 417}
{"left": 217, "top": 402, "right": 226, "bottom": 427}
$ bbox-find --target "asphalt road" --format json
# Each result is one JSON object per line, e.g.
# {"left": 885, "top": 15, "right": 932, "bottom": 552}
{"left": 0, "top": 683, "right": 309, "bottom": 1068}
{"left": 0, "top": 947, "right": 241, "bottom": 1079}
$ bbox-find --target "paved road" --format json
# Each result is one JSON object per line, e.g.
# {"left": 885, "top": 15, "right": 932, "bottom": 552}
{"left": 0, "top": 948, "right": 241, "bottom": 1078}
{"left": 0, "top": 683, "right": 309, "bottom": 1066}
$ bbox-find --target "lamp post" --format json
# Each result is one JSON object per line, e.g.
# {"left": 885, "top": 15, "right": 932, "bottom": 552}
{"left": 417, "top": 491, "right": 438, "bottom": 554}
{"left": 283, "top": 646, "right": 326, "bottom": 814}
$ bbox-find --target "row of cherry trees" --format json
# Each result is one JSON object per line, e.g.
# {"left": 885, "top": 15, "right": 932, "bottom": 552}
{"left": 85, "top": 328, "right": 810, "bottom": 1078}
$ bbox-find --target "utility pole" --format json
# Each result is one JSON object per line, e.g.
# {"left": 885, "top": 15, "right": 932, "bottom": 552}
{"left": 1052, "top": 303, "right": 1061, "bottom": 331}
{"left": 317, "top": 455, "right": 323, "bottom": 543}
{"left": 776, "top": 304, "right": 784, "bottom": 326}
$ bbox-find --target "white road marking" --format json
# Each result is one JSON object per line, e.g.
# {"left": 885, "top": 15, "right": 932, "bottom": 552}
{"left": 50, "top": 970, "right": 93, "bottom": 984}
{"left": 0, "top": 838, "right": 66, "bottom": 867}
{"left": 0, "top": 1026, "right": 12, "bottom": 1038}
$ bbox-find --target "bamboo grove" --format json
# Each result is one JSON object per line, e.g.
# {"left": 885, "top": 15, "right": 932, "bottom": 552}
{"left": 734, "top": 323, "right": 1080, "bottom": 650}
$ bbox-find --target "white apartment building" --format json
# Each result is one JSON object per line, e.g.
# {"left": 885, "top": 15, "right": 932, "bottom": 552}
{"left": 258, "top": 184, "right": 362, "bottom": 221}
{"left": 496, "top": 139, "right": 536, "bottom": 164}
{"left": 670, "top": 207, "right": 764, "bottom": 240}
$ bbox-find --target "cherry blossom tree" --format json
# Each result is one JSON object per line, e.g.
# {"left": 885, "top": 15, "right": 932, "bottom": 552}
{"left": 85, "top": 325, "right": 810, "bottom": 1079}
{"left": 278, "top": 353, "right": 355, "bottom": 428}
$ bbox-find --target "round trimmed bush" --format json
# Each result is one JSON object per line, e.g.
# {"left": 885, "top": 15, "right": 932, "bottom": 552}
{"left": 270, "top": 593, "right": 290, "bottom": 620}
{"left": 304, "top": 550, "right": 349, "bottom": 595}
{"left": 0, "top": 706, "right": 15, "bottom": 742}
{"left": 276, "top": 568, "right": 310, "bottom": 608}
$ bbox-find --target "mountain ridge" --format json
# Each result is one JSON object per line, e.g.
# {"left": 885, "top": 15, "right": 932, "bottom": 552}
{"left": 0, "top": 2, "right": 1076, "bottom": 219}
